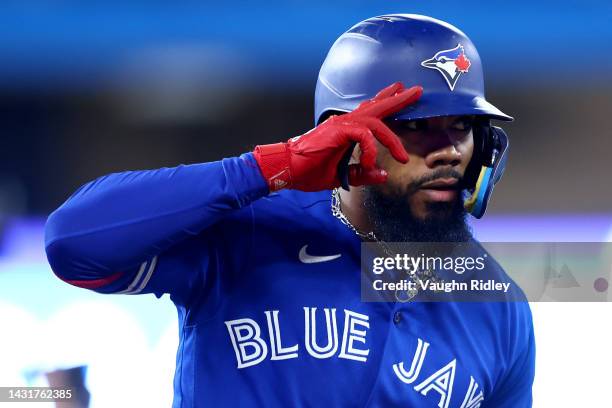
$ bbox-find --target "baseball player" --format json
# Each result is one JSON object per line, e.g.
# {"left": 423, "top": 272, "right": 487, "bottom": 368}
{"left": 45, "top": 14, "right": 535, "bottom": 407}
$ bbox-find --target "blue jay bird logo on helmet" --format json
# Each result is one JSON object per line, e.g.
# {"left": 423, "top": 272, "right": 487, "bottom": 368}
{"left": 421, "top": 44, "right": 472, "bottom": 91}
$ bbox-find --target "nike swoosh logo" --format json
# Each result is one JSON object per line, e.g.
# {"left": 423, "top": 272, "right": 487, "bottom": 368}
{"left": 299, "top": 245, "right": 341, "bottom": 264}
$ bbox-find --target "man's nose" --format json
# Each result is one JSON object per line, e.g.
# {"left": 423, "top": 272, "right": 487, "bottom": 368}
{"left": 423, "top": 134, "right": 462, "bottom": 168}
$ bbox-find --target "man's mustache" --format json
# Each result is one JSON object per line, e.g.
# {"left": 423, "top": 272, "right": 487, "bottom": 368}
{"left": 408, "top": 169, "right": 464, "bottom": 193}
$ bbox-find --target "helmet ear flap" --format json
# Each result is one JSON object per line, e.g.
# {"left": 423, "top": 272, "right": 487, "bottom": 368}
{"left": 463, "top": 121, "right": 510, "bottom": 218}
{"left": 463, "top": 119, "right": 489, "bottom": 189}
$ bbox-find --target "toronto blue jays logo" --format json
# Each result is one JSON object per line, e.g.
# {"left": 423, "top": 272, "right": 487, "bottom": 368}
{"left": 421, "top": 44, "right": 472, "bottom": 91}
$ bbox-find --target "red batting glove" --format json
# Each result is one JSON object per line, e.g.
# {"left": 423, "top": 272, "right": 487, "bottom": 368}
{"left": 253, "top": 82, "right": 423, "bottom": 192}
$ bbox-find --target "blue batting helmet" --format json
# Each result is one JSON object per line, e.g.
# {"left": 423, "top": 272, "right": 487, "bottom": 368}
{"left": 315, "top": 14, "right": 512, "bottom": 124}
{"left": 315, "top": 14, "right": 511, "bottom": 218}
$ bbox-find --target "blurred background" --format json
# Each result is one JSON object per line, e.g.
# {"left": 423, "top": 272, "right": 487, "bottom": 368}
{"left": 0, "top": 1, "right": 611, "bottom": 407}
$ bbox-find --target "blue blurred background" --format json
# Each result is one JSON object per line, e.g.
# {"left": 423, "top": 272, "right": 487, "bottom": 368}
{"left": 1, "top": 0, "right": 611, "bottom": 215}
{"left": 1, "top": 1, "right": 611, "bottom": 407}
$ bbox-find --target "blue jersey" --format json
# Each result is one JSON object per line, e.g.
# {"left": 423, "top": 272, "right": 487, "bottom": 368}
{"left": 45, "top": 153, "right": 535, "bottom": 407}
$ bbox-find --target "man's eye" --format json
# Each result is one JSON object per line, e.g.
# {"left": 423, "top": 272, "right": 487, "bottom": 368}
{"left": 452, "top": 119, "right": 473, "bottom": 131}
{"left": 402, "top": 120, "right": 426, "bottom": 131}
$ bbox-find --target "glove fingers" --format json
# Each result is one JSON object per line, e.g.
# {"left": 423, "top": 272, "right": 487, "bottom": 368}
{"left": 358, "top": 117, "right": 409, "bottom": 164}
{"left": 339, "top": 124, "right": 378, "bottom": 169}
{"left": 348, "top": 164, "right": 388, "bottom": 186}
{"left": 372, "top": 81, "right": 404, "bottom": 101}
{"left": 358, "top": 86, "right": 423, "bottom": 119}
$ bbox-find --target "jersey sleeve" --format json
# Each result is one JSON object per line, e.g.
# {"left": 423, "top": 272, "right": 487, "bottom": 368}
{"left": 484, "top": 302, "right": 536, "bottom": 407}
{"left": 44, "top": 153, "right": 267, "bottom": 304}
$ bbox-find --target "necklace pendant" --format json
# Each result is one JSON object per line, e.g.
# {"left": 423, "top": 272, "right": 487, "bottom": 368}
{"left": 395, "top": 286, "right": 419, "bottom": 302}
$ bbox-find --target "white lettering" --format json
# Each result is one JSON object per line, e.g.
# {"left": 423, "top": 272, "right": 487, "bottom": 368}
{"left": 304, "top": 307, "right": 339, "bottom": 359}
{"left": 393, "top": 338, "right": 430, "bottom": 384}
{"left": 459, "top": 376, "right": 484, "bottom": 408}
{"left": 224, "top": 318, "right": 268, "bottom": 369}
{"left": 264, "top": 310, "right": 298, "bottom": 360}
{"left": 338, "top": 309, "right": 370, "bottom": 362}
{"left": 414, "top": 359, "right": 457, "bottom": 408}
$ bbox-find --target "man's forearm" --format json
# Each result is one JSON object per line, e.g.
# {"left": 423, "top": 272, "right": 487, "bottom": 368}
{"left": 44, "top": 153, "right": 268, "bottom": 279}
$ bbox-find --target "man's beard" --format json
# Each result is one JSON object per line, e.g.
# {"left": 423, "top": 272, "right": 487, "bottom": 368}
{"left": 363, "top": 170, "right": 473, "bottom": 243}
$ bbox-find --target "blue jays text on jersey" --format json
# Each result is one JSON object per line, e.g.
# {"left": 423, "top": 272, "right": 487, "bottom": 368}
{"left": 44, "top": 153, "right": 535, "bottom": 407}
